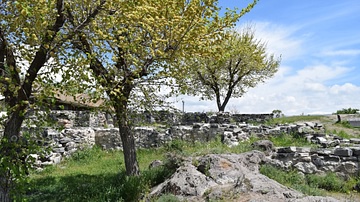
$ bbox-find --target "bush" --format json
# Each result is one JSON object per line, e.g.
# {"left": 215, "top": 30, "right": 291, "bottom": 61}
{"left": 260, "top": 165, "right": 305, "bottom": 187}
{"left": 306, "top": 173, "right": 344, "bottom": 192}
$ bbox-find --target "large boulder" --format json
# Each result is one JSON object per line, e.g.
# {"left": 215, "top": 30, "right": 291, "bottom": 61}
{"left": 149, "top": 151, "right": 339, "bottom": 202}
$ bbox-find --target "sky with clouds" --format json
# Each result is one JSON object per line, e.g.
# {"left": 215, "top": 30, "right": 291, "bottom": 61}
{"left": 171, "top": 0, "right": 360, "bottom": 115}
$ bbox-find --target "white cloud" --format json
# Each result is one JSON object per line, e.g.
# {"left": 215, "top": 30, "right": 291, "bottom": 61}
{"left": 321, "top": 49, "right": 360, "bottom": 57}
{"left": 238, "top": 22, "right": 304, "bottom": 61}
{"left": 167, "top": 21, "right": 360, "bottom": 116}
{"left": 330, "top": 83, "right": 360, "bottom": 95}
{"left": 294, "top": 65, "right": 350, "bottom": 82}
{"left": 171, "top": 63, "right": 360, "bottom": 115}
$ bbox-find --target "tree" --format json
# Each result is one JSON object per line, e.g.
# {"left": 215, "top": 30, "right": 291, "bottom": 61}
{"left": 272, "top": 109, "right": 284, "bottom": 118}
{"left": 335, "top": 108, "right": 359, "bottom": 114}
{"left": 185, "top": 28, "right": 280, "bottom": 112}
{"left": 68, "top": 0, "right": 258, "bottom": 176}
{"left": 0, "top": 0, "right": 105, "bottom": 200}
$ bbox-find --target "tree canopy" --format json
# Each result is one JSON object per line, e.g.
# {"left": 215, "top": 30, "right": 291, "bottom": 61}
{"left": 67, "top": 0, "right": 258, "bottom": 175}
{"left": 185, "top": 27, "right": 280, "bottom": 112}
{"left": 0, "top": 0, "right": 105, "bottom": 200}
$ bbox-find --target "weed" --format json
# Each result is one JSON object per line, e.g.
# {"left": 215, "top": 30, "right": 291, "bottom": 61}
{"left": 335, "top": 121, "right": 353, "bottom": 128}
{"left": 268, "top": 132, "right": 312, "bottom": 147}
{"left": 332, "top": 129, "right": 353, "bottom": 139}
{"left": 156, "top": 194, "right": 180, "bottom": 202}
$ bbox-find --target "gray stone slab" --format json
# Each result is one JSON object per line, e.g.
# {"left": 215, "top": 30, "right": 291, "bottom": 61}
{"left": 334, "top": 148, "right": 353, "bottom": 157}
{"left": 277, "top": 146, "right": 297, "bottom": 153}
{"left": 350, "top": 147, "right": 360, "bottom": 156}
{"left": 52, "top": 147, "right": 65, "bottom": 153}
{"left": 350, "top": 138, "right": 360, "bottom": 144}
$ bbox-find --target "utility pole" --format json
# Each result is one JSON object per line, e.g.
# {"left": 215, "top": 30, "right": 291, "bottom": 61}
{"left": 182, "top": 100, "right": 185, "bottom": 113}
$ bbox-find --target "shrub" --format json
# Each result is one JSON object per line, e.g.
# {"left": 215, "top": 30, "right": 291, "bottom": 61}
{"left": 335, "top": 108, "right": 359, "bottom": 114}
{"left": 306, "top": 173, "right": 344, "bottom": 192}
{"left": 260, "top": 165, "right": 305, "bottom": 187}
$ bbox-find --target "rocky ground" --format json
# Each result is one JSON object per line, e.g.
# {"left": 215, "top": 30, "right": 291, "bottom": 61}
{"left": 149, "top": 151, "right": 342, "bottom": 202}
{"left": 148, "top": 115, "right": 360, "bottom": 202}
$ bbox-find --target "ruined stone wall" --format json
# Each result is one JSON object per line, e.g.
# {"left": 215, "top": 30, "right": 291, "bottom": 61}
{"left": 1, "top": 110, "right": 359, "bottom": 177}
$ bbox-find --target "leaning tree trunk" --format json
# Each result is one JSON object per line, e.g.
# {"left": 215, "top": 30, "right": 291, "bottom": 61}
{"left": 216, "top": 88, "right": 234, "bottom": 112}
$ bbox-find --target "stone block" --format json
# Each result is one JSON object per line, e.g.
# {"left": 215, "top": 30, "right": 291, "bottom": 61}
{"left": 53, "top": 147, "right": 65, "bottom": 153}
{"left": 274, "top": 152, "right": 296, "bottom": 159}
{"left": 323, "top": 155, "right": 340, "bottom": 162}
{"left": 350, "top": 147, "right": 360, "bottom": 156}
{"left": 340, "top": 139, "right": 350, "bottom": 144}
{"left": 277, "top": 146, "right": 297, "bottom": 153}
{"left": 350, "top": 138, "right": 360, "bottom": 144}
{"left": 60, "top": 137, "right": 72, "bottom": 144}
{"left": 341, "top": 156, "right": 358, "bottom": 162}
{"left": 313, "top": 148, "right": 333, "bottom": 156}
{"left": 312, "top": 156, "right": 324, "bottom": 167}
{"left": 334, "top": 148, "right": 353, "bottom": 157}
{"left": 294, "top": 162, "right": 318, "bottom": 174}
{"left": 315, "top": 137, "right": 327, "bottom": 144}
{"left": 296, "top": 147, "right": 311, "bottom": 153}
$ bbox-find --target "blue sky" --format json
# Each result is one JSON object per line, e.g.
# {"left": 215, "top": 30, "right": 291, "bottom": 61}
{"left": 172, "top": 0, "right": 360, "bottom": 115}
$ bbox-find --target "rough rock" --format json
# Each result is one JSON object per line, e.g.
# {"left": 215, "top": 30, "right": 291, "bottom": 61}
{"left": 251, "top": 140, "right": 275, "bottom": 153}
{"left": 149, "top": 151, "right": 340, "bottom": 202}
{"left": 149, "top": 160, "right": 163, "bottom": 169}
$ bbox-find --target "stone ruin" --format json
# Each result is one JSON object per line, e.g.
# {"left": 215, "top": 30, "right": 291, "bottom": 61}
{"left": 2, "top": 110, "right": 360, "bottom": 201}
{"left": 1, "top": 110, "right": 360, "bottom": 179}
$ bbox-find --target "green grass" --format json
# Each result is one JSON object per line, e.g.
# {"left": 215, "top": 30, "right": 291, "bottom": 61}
{"left": 24, "top": 146, "right": 173, "bottom": 202}
{"left": 266, "top": 115, "right": 325, "bottom": 125}
{"left": 22, "top": 114, "right": 360, "bottom": 201}
{"left": 335, "top": 121, "right": 353, "bottom": 128}
{"left": 268, "top": 132, "right": 314, "bottom": 147}
{"left": 331, "top": 129, "right": 354, "bottom": 139}
{"left": 23, "top": 138, "right": 256, "bottom": 202}
{"left": 260, "top": 164, "right": 360, "bottom": 197}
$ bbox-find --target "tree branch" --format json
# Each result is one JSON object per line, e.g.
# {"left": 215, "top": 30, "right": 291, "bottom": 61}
{"left": 0, "top": 28, "right": 21, "bottom": 106}
{"left": 21, "top": 0, "right": 66, "bottom": 102}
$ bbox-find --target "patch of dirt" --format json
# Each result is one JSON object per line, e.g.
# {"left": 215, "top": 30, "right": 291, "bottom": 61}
{"left": 219, "top": 160, "right": 232, "bottom": 169}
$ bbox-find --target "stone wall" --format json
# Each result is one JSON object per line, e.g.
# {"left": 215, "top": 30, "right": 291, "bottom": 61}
{"left": 1, "top": 110, "right": 359, "bottom": 177}
{"left": 18, "top": 118, "right": 359, "bottom": 178}
{"left": 29, "top": 110, "right": 274, "bottom": 128}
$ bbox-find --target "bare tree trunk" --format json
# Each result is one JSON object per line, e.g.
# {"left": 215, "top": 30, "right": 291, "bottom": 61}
{"left": 117, "top": 115, "right": 140, "bottom": 176}
{"left": 0, "top": 111, "right": 26, "bottom": 201}
{"left": 112, "top": 86, "right": 140, "bottom": 176}
{"left": 115, "top": 107, "right": 140, "bottom": 176}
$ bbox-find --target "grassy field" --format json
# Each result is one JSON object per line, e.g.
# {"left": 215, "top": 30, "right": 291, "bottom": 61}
{"left": 21, "top": 115, "right": 360, "bottom": 201}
